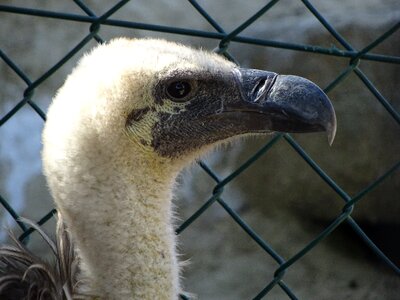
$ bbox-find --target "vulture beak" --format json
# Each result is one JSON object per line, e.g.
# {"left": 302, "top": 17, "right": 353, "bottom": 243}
{"left": 230, "top": 68, "right": 337, "bottom": 145}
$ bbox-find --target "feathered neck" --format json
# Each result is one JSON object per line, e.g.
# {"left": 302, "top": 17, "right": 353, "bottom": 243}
{"left": 43, "top": 133, "right": 183, "bottom": 299}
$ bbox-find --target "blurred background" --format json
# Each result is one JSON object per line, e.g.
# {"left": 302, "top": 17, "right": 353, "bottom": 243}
{"left": 0, "top": 1, "right": 399, "bottom": 299}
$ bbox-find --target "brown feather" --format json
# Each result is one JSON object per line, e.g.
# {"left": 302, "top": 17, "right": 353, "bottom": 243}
{"left": 0, "top": 215, "right": 94, "bottom": 299}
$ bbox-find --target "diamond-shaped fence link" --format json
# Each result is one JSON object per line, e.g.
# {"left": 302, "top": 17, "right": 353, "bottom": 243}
{"left": 0, "top": 1, "right": 399, "bottom": 299}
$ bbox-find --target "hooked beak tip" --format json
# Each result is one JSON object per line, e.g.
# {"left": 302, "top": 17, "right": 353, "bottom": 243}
{"left": 323, "top": 96, "right": 337, "bottom": 146}
{"left": 327, "top": 120, "right": 337, "bottom": 146}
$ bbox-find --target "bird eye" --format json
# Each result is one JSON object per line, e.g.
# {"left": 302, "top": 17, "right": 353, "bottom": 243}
{"left": 166, "top": 81, "right": 192, "bottom": 101}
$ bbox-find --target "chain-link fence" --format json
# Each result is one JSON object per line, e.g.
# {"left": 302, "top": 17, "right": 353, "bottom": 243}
{"left": 0, "top": 1, "right": 399, "bottom": 299}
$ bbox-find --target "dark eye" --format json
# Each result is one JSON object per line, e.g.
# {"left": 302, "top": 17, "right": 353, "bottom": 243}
{"left": 166, "top": 81, "right": 192, "bottom": 101}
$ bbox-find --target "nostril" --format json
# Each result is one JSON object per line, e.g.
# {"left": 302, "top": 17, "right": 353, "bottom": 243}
{"left": 252, "top": 75, "right": 277, "bottom": 103}
{"left": 252, "top": 78, "right": 267, "bottom": 102}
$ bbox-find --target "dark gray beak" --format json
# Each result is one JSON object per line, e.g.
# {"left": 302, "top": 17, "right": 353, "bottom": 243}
{"left": 230, "top": 68, "right": 337, "bottom": 144}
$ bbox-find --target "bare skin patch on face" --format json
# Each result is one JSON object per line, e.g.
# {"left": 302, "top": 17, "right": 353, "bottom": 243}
{"left": 126, "top": 103, "right": 187, "bottom": 153}
{"left": 126, "top": 68, "right": 242, "bottom": 158}
{"left": 150, "top": 70, "right": 242, "bottom": 158}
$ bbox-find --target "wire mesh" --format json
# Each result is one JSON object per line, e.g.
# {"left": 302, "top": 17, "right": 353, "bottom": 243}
{"left": 0, "top": 1, "right": 399, "bottom": 299}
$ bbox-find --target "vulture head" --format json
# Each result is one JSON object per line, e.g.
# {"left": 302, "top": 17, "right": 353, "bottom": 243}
{"left": 46, "top": 38, "right": 335, "bottom": 175}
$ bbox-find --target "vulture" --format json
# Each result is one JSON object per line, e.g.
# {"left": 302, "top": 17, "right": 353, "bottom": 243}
{"left": 0, "top": 38, "right": 336, "bottom": 299}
